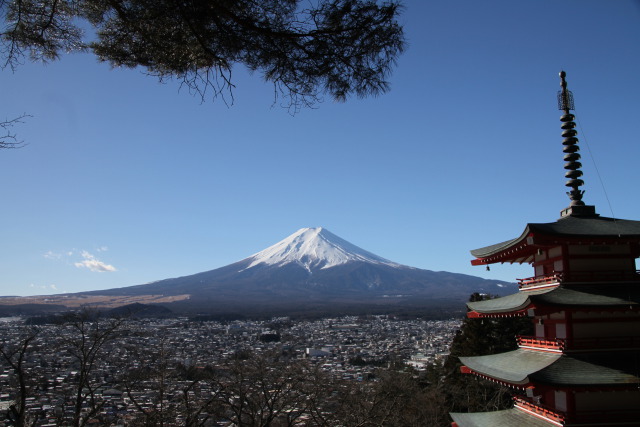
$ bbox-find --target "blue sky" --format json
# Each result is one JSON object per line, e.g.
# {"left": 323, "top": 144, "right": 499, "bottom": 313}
{"left": 2, "top": 0, "right": 640, "bottom": 296}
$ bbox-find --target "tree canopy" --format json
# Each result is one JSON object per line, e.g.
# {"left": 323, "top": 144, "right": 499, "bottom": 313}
{"left": 1, "top": 0, "right": 405, "bottom": 110}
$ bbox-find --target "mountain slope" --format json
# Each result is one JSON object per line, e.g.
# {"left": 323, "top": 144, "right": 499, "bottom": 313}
{"left": 1, "top": 227, "right": 515, "bottom": 315}
{"left": 88, "top": 227, "right": 514, "bottom": 305}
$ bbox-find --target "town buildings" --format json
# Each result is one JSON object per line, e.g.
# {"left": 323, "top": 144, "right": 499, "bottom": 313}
{"left": 0, "top": 315, "right": 459, "bottom": 426}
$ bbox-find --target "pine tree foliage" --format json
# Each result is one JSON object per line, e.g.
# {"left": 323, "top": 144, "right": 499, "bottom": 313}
{"left": 1, "top": 0, "right": 405, "bottom": 110}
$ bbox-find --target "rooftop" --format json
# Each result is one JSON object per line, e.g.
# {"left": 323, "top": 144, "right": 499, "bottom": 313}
{"left": 466, "top": 284, "right": 640, "bottom": 317}
{"left": 451, "top": 407, "right": 558, "bottom": 427}
{"left": 460, "top": 349, "right": 640, "bottom": 387}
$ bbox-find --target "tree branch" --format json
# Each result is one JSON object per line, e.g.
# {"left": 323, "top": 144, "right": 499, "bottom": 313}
{"left": 0, "top": 113, "right": 31, "bottom": 149}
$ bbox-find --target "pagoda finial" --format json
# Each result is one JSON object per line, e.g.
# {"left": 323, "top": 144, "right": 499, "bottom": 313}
{"left": 557, "top": 71, "right": 598, "bottom": 218}
{"left": 558, "top": 71, "right": 585, "bottom": 207}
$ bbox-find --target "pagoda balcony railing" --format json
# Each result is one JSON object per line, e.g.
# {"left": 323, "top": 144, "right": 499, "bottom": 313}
{"left": 517, "top": 274, "right": 562, "bottom": 290}
{"left": 516, "top": 336, "right": 565, "bottom": 352}
{"left": 517, "top": 335, "right": 640, "bottom": 351}
{"left": 513, "top": 396, "right": 565, "bottom": 424}
{"left": 518, "top": 270, "right": 640, "bottom": 289}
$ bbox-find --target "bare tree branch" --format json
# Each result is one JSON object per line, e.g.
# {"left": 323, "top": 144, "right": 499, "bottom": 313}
{"left": 0, "top": 113, "right": 31, "bottom": 149}
{"left": 0, "top": 327, "right": 40, "bottom": 427}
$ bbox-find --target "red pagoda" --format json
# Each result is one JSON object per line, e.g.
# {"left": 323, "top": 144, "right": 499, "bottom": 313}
{"left": 450, "top": 72, "right": 640, "bottom": 427}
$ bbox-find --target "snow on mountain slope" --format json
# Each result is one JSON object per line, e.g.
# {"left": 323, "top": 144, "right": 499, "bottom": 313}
{"left": 243, "top": 227, "right": 401, "bottom": 272}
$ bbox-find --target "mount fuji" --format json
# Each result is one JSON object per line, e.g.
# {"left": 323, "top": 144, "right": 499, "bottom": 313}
{"left": 1, "top": 228, "right": 515, "bottom": 316}
{"left": 75, "top": 227, "right": 514, "bottom": 314}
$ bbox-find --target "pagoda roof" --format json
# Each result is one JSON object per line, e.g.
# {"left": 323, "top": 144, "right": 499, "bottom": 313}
{"left": 471, "top": 214, "right": 640, "bottom": 265}
{"left": 450, "top": 408, "right": 555, "bottom": 427}
{"left": 460, "top": 349, "right": 559, "bottom": 385}
{"left": 533, "top": 351, "right": 640, "bottom": 386}
{"left": 467, "top": 283, "right": 640, "bottom": 316}
{"left": 460, "top": 349, "right": 640, "bottom": 387}
{"left": 467, "top": 288, "right": 548, "bottom": 315}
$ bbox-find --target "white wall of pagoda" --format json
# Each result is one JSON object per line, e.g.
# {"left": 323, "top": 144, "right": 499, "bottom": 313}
{"left": 534, "top": 246, "right": 564, "bottom": 278}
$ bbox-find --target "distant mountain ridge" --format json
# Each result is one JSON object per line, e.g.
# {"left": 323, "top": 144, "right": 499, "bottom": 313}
{"left": 0, "top": 227, "right": 516, "bottom": 316}
{"left": 83, "top": 227, "right": 514, "bottom": 312}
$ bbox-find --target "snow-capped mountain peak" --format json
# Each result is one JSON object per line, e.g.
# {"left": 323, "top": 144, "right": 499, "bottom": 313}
{"left": 243, "top": 227, "right": 400, "bottom": 272}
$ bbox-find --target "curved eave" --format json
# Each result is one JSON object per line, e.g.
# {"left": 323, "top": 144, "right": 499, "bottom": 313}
{"left": 531, "top": 351, "right": 640, "bottom": 386}
{"left": 460, "top": 349, "right": 640, "bottom": 387}
{"left": 466, "top": 285, "right": 640, "bottom": 317}
{"left": 529, "top": 215, "right": 640, "bottom": 238}
{"left": 460, "top": 349, "right": 559, "bottom": 386}
{"left": 466, "top": 288, "right": 551, "bottom": 315}
{"left": 536, "top": 284, "right": 640, "bottom": 307}
{"left": 467, "top": 309, "right": 529, "bottom": 319}
{"left": 470, "top": 227, "right": 533, "bottom": 266}
{"left": 470, "top": 215, "right": 640, "bottom": 266}
{"left": 450, "top": 408, "right": 558, "bottom": 427}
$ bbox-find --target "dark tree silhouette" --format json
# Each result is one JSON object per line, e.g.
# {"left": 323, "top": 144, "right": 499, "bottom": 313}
{"left": 0, "top": 327, "right": 40, "bottom": 426}
{"left": 211, "top": 352, "right": 312, "bottom": 426}
{"left": 436, "top": 293, "right": 533, "bottom": 423}
{"left": 120, "top": 333, "right": 225, "bottom": 427}
{"left": 1, "top": 0, "right": 405, "bottom": 110}
{"left": 57, "top": 311, "right": 125, "bottom": 427}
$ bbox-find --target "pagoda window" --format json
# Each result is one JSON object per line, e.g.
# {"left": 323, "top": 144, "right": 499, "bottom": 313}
{"left": 535, "top": 263, "right": 550, "bottom": 278}
{"left": 535, "top": 322, "right": 544, "bottom": 338}
{"left": 544, "top": 322, "right": 556, "bottom": 339}
{"left": 555, "top": 323, "right": 567, "bottom": 339}
{"left": 549, "top": 246, "right": 563, "bottom": 258}
{"left": 553, "top": 259, "right": 563, "bottom": 272}
{"left": 554, "top": 390, "right": 568, "bottom": 412}
{"left": 534, "top": 247, "right": 564, "bottom": 279}
{"left": 534, "top": 250, "right": 548, "bottom": 263}
{"left": 534, "top": 264, "right": 544, "bottom": 277}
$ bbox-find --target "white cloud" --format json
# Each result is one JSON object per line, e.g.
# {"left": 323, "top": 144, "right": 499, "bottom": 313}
{"left": 29, "top": 283, "right": 63, "bottom": 292}
{"left": 74, "top": 251, "right": 117, "bottom": 273}
{"left": 43, "top": 250, "right": 63, "bottom": 259}
{"left": 44, "top": 247, "right": 117, "bottom": 273}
